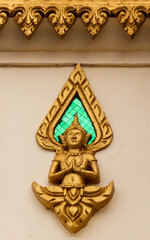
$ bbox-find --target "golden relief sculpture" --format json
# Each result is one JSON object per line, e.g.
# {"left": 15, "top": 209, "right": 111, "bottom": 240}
{"left": 13, "top": 7, "right": 43, "bottom": 40}
{"left": 32, "top": 64, "right": 114, "bottom": 233}
{"left": 0, "top": 1, "right": 149, "bottom": 39}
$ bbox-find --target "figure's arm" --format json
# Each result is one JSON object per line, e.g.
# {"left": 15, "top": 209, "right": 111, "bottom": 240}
{"left": 79, "top": 161, "right": 100, "bottom": 183}
{"left": 49, "top": 157, "right": 72, "bottom": 184}
{"left": 48, "top": 160, "right": 66, "bottom": 184}
{"left": 73, "top": 154, "right": 100, "bottom": 183}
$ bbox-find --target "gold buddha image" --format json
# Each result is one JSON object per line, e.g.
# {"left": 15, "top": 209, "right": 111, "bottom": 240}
{"left": 33, "top": 115, "right": 114, "bottom": 233}
{"left": 49, "top": 115, "right": 100, "bottom": 185}
{"left": 32, "top": 64, "right": 114, "bottom": 234}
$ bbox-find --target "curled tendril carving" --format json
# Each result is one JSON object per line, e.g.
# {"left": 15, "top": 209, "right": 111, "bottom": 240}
{"left": 78, "top": 8, "right": 110, "bottom": 39}
{"left": 0, "top": 9, "right": 9, "bottom": 30}
{"left": 13, "top": 7, "right": 43, "bottom": 39}
{"left": 114, "top": 6, "right": 147, "bottom": 39}
{"left": 47, "top": 7, "right": 76, "bottom": 38}
{"left": 0, "top": 2, "right": 149, "bottom": 39}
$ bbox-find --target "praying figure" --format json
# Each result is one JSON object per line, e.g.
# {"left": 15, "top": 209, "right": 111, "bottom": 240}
{"left": 32, "top": 115, "right": 114, "bottom": 233}
{"left": 49, "top": 114, "right": 100, "bottom": 185}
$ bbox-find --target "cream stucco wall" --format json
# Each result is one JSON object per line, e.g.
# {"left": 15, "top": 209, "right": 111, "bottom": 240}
{"left": 0, "top": 19, "right": 150, "bottom": 240}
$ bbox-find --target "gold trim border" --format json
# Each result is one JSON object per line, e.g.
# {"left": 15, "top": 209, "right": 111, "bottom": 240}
{"left": 0, "top": 1, "right": 150, "bottom": 39}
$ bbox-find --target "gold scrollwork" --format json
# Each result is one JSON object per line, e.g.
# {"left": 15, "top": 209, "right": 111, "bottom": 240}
{"left": 0, "top": 8, "right": 9, "bottom": 31}
{"left": 32, "top": 180, "right": 114, "bottom": 233}
{"left": 47, "top": 7, "right": 76, "bottom": 38}
{"left": 78, "top": 7, "right": 110, "bottom": 39}
{"left": 114, "top": 6, "right": 147, "bottom": 39}
{"left": 13, "top": 7, "right": 43, "bottom": 39}
{"left": 0, "top": 1, "right": 149, "bottom": 39}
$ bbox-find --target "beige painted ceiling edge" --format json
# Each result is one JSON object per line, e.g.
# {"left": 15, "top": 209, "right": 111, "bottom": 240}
{"left": 0, "top": 0, "right": 150, "bottom": 39}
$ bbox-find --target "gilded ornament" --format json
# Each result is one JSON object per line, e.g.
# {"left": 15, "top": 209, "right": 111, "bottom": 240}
{"left": 114, "top": 6, "right": 147, "bottom": 39}
{"left": 32, "top": 64, "right": 114, "bottom": 233}
{"left": 13, "top": 7, "right": 43, "bottom": 39}
{"left": 0, "top": 1, "right": 149, "bottom": 39}
{"left": 0, "top": 8, "right": 9, "bottom": 31}
{"left": 78, "top": 7, "right": 110, "bottom": 39}
{"left": 47, "top": 7, "right": 76, "bottom": 38}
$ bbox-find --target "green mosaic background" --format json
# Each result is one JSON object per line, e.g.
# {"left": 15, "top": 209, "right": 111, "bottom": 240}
{"left": 54, "top": 97, "right": 96, "bottom": 145}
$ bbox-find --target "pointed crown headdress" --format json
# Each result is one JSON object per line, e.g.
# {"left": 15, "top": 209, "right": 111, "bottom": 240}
{"left": 59, "top": 114, "right": 91, "bottom": 147}
{"left": 63, "top": 114, "right": 87, "bottom": 135}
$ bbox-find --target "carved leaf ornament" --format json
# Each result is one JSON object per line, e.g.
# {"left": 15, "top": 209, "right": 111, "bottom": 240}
{"left": 47, "top": 7, "right": 76, "bottom": 38}
{"left": 78, "top": 7, "right": 110, "bottom": 39}
{"left": 13, "top": 7, "right": 43, "bottom": 39}
{"left": 0, "top": 1, "right": 149, "bottom": 39}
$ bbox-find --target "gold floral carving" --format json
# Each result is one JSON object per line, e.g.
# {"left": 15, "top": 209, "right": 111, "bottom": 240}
{"left": 32, "top": 64, "right": 114, "bottom": 233}
{"left": 47, "top": 7, "right": 76, "bottom": 38}
{"left": 78, "top": 8, "right": 110, "bottom": 39}
{"left": 13, "top": 7, "right": 43, "bottom": 39}
{"left": 114, "top": 6, "right": 147, "bottom": 39}
{"left": 0, "top": 1, "right": 149, "bottom": 39}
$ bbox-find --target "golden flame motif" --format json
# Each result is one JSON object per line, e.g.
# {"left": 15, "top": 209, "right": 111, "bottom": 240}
{"left": 32, "top": 65, "right": 114, "bottom": 233}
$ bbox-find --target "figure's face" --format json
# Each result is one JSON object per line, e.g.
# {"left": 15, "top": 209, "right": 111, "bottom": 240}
{"left": 65, "top": 129, "right": 85, "bottom": 149}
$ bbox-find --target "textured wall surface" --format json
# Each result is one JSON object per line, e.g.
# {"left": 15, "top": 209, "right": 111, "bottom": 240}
{"left": 0, "top": 66, "right": 150, "bottom": 240}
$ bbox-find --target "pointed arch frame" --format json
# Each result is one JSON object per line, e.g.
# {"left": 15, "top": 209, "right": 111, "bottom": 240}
{"left": 36, "top": 64, "right": 113, "bottom": 153}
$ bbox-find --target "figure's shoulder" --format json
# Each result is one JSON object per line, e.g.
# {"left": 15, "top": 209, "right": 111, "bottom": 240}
{"left": 53, "top": 152, "right": 66, "bottom": 161}
{"left": 82, "top": 151, "right": 97, "bottom": 162}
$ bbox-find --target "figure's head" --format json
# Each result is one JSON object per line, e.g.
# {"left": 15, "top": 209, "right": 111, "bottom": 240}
{"left": 65, "top": 128, "right": 85, "bottom": 149}
{"left": 59, "top": 114, "right": 91, "bottom": 149}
